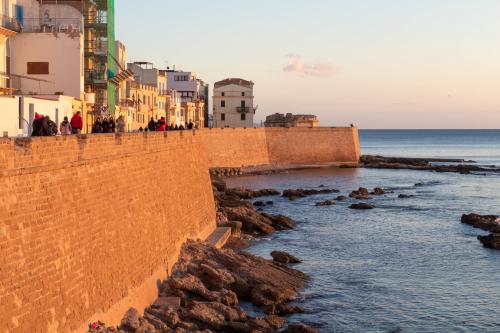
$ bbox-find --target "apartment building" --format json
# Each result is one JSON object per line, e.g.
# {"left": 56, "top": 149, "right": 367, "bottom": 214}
{"left": 164, "top": 69, "right": 207, "bottom": 128}
{"left": 125, "top": 82, "right": 158, "bottom": 130}
{"left": 213, "top": 78, "right": 255, "bottom": 128}
{"left": 128, "top": 62, "right": 166, "bottom": 120}
{"left": 166, "top": 89, "right": 183, "bottom": 126}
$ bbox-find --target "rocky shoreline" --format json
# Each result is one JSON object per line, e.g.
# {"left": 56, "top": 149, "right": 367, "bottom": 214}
{"left": 88, "top": 176, "right": 320, "bottom": 333}
{"left": 361, "top": 155, "right": 500, "bottom": 175}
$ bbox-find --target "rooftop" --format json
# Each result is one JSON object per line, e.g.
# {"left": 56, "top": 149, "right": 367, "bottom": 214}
{"left": 214, "top": 78, "right": 253, "bottom": 89}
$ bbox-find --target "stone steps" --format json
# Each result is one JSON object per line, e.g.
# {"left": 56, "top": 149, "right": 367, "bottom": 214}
{"left": 206, "top": 227, "right": 232, "bottom": 249}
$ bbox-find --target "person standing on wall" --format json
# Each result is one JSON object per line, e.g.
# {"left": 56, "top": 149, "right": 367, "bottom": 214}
{"left": 70, "top": 111, "right": 83, "bottom": 134}
{"left": 116, "top": 115, "right": 126, "bottom": 133}
{"left": 148, "top": 117, "right": 157, "bottom": 132}
{"left": 156, "top": 117, "right": 166, "bottom": 131}
{"left": 59, "top": 116, "right": 72, "bottom": 135}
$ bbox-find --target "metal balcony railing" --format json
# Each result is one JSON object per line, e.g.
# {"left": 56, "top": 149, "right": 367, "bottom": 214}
{"left": 1, "top": 15, "right": 22, "bottom": 32}
{"left": 237, "top": 107, "right": 251, "bottom": 113}
{"left": 18, "top": 18, "right": 83, "bottom": 33}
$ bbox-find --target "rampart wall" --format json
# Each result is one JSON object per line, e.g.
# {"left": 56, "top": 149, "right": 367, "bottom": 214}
{"left": 0, "top": 127, "right": 360, "bottom": 333}
{"left": 203, "top": 127, "right": 360, "bottom": 168}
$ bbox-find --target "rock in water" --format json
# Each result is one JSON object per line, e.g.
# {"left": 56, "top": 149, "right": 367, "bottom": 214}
{"left": 271, "top": 251, "right": 302, "bottom": 264}
{"left": 315, "top": 200, "right": 336, "bottom": 206}
{"left": 335, "top": 195, "right": 347, "bottom": 201}
{"left": 461, "top": 213, "right": 500, "bottom": 232}
{"left": 478, "top": 234, "right": 500, "bottom": 250}
{"left": 284, "top": 323, "right": 320, "bottom": 333}
{"left": 398, "top": 194, "right": 415, "bottom": 199}
{"left": 349, "top": 187, "right": 372, "bottom": 200}
{"left": 349, "top": 203, "right": 375, "bottom": 210}
{"left": 282, "top": 188, "right": 340, "bottom": 200}
{"left": 372, "top": 187, "right": 385, "bottom": 195}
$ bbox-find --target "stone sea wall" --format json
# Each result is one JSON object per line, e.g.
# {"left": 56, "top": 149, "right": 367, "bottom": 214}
{"left": 204, "top": 127, "right": 360, "bottom": 168}
{"left": 0, "top": 127, "right": 360, "bottom": 333}
{"left": 0, "top": 132, "right": 217, "bottom": 333}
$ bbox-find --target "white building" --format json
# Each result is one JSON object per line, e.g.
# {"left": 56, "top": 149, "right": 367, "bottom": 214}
{"left": 7, "top": 0, "right": 84, "bottom": 99}
{"left": 0, "top": 94, "right": 75, "bottom": 137}
{"left": 164, "top": 70, "right": 202, "bottom": 102}
{"left": 213, "top": 78, "right": 255, "bottom": 128}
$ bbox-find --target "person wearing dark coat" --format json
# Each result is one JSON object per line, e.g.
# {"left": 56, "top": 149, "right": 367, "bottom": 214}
{"left": 32, "top": 114, "right": 44, "bottom": 136}
{"left": 39, "top": 116, "right": 58, "bottom": 136}
{"left": 148, "top": 117, "right": 157, "bottom": 132}
{"left": 174, "top": 124, "right": 179, "bottom": 130}
{"left": 109, "top": 117, "right": 116, "bottom": 133}
{"left": 101, "top": 118, "right": 110, "bottom": 133}
{"left": 92, "top": 118, "right": 103, "bottom": 134}
{"left": 187, "top": 121, "right": 194, "bottom": 130}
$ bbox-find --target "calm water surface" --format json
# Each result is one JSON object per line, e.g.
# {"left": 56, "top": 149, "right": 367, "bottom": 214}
{"left": 227, "top": 130, "right": 500, "bottom": 333}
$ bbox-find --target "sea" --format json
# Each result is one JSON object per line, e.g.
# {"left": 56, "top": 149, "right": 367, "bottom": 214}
{"left": 226, "top": 130, "right": 500, "bottom": 333}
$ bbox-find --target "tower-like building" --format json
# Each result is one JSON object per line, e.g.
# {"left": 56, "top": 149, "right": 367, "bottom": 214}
{"left": 213, "top": 78, "right": 255, "bottom": 128}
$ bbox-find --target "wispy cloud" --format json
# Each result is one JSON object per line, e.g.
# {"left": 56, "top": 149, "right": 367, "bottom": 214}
{"left": 283, "top": 53, "right": 335, "bottom": 78}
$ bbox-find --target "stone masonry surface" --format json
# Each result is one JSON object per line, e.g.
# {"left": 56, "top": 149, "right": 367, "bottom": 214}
{"left": 0, "top": 127, "right": 359, "bottom": 333}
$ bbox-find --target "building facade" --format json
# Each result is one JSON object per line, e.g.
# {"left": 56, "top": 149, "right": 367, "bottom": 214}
{"left": 213, "top": 78, "right": 255, "bottom": 128}
{"left": 264, "top": 113, "right": 320, "bottom": 128}
{"left": 125, "top": 82, "right": 158, "bottom": 130}
{"left": 164, "top": 69, "right": 207, "bottom": 128}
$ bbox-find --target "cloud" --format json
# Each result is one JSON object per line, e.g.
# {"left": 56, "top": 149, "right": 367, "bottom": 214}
{"left": 283, "top": 53, "right": 335, "bottom": 78}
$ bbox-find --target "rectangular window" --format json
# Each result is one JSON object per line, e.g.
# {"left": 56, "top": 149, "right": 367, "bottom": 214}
{"left": 221, "top": 113, "right": 225, "bottom": 121}
{"left": 222, "top": 92, "right": 225, "bottom": 97}
{"left": 241, "top": 113, "right": 246, "bottom": 121}
{"left": 242, "top": 92, "right": 245, "bottom": 97}
{"left": 27, "top": 62, "right": 49, "bottom": 75}
{"left": 241, "top": 100, "right": 246, "bottom": 108}
{"left": 221, "top": 100, "right": 225, "bottom": 108}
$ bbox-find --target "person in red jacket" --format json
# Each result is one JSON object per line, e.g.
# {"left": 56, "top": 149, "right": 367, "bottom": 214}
{"left": 156, "top": 117, "right": 167, "bottom": 132}
{"left": 70, "top": 111, "right": 83, "bottom": 134}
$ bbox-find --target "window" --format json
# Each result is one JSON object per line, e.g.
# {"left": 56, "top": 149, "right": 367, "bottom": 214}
{"left": 27, "top": 62, "right": 49, "bottom": 75}
{"left": 221, "top": 113, "right": 226, "bottom": 121}
{"left": 241, "top": 100, "right": 246, "bottom": 108}
{"left": 221, "top": 92, "right": 225, "bottom": 97}
{"left": 221, "top": 100, "right": 225, "bottom": 108}
{"left": 241, "top": 113, "right": 246, "bottom": 121}
{"left": 242, "top": 92, "right": 245, "bottom": 97}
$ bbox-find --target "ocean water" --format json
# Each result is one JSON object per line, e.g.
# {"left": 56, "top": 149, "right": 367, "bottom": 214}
{"left": 226, "top": 130, "right": 500, "bottom": 333}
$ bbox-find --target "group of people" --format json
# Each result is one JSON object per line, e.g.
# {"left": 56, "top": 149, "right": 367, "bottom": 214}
{"left": 91, "top": 116, "right": 116, "bottom": 134}
{"left": 141, "top": 117, "right": 195, "bottom": 132}
{"left": 32, "top": 111, "right": 83, "bottom": 137}
{"left": 31, "top": 112, "right": 196, "bottom": 137}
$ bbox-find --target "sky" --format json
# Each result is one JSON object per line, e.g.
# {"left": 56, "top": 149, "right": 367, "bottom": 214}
{"left": 116, "top": 0, "right": 500, "bottom": 129}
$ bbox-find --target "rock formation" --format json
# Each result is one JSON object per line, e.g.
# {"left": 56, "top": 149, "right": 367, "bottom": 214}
{"left": 282, "top": 188, "right": 340, "bottom": 201}
{"left": 348, "top": 203, "right": 375, "bottom": 210}
{"left": 461, "top": 214, "right": 500, "bottom": 233}
{"left": 478, "top": 234, "right": 500, "bottom": 250}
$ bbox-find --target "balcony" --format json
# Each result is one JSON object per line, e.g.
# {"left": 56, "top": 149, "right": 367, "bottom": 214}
{"left": 21, "top": 18, "right": 83, "bottom": 34}
{"left": 85, "top": 40, "right": 107, "bottom": 57}
{"left": 0, "top": 15, "right": 21, "bottom": 36}
{"left": 236, "top": 107, "right": 251, "bottom": 113}
{"left": 85, "top": 70, "right": 108, "bottom": 86}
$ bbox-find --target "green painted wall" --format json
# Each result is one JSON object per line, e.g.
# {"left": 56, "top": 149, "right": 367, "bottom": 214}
{"left": 107, "top": 0, "right": 117, "bottom": 114}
